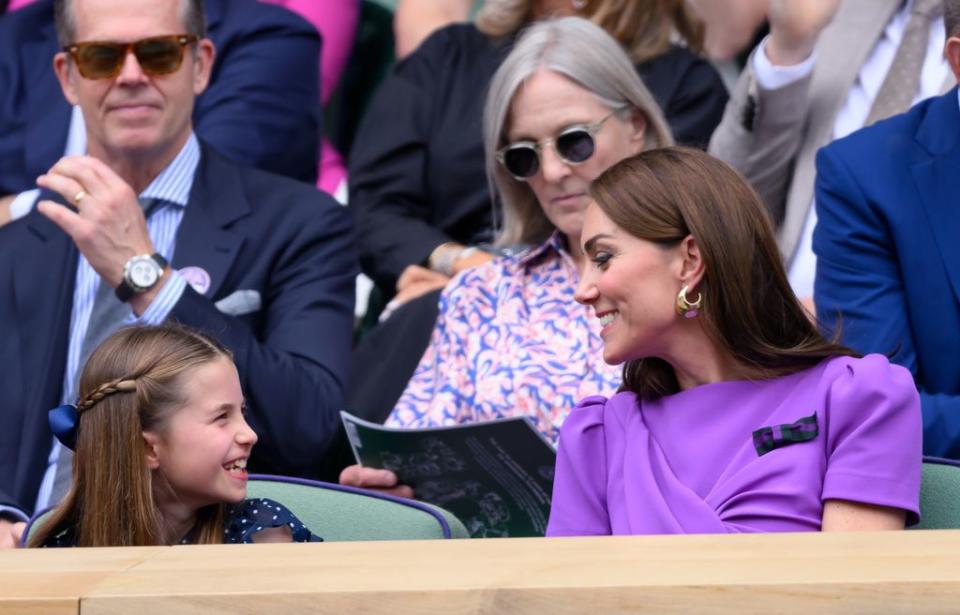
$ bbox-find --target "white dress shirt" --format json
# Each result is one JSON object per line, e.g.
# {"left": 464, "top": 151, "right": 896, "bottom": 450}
{"left": 752, "top": 0, "right": 950, "bottom": 298}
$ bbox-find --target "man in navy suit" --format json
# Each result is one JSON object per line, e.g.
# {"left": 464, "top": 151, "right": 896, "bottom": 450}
{"left": 814, "top": 0, "right": 960, "bottom": 459}
{"left": 0, "top": 0, "right": 321, "bottom": 225}
{"left": 0, "top": 0, "right": 356, "bottom": 547}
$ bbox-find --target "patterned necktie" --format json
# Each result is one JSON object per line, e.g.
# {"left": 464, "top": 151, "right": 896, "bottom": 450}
{"left": 50, "top": 198, "right": 160, "bottom": 505}
{"left": 865, "top": 0, "right": 944, "bottom": 126}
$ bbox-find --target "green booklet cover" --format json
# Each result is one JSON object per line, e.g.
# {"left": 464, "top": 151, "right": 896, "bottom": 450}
{"left": 341, "top": 411, "right": 557, "bottom": 538}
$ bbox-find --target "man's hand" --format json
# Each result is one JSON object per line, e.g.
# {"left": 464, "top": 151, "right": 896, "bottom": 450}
{"left": 0, "top": 519, "right": 26, "bottom": 549}
{"left": 766, "top": 0, "right": 842, "bottom": 65}
{"left": 339, "top": 464, "right": 415, "bottom": 499}
{"left": 35, "top": 156, "right": 156, "bottom": 290}
{"left": 0, "top": 195, "right": 13, "bottom": 229}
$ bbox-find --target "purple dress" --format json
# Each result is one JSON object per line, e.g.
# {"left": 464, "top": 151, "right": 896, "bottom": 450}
{"left": 546, "top": 354, "right": 922, "bottom": 536}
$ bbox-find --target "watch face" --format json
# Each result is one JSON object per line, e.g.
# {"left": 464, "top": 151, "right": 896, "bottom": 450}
{"left": 128, "top": 256, "right": 160, "bottom": 290}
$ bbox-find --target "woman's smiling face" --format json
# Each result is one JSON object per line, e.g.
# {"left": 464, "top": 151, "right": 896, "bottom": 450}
{"left": 574, "top": 201, "right": 689, "bottom": 365}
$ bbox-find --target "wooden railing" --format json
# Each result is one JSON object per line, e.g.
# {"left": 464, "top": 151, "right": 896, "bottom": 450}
{"left": 3, "top": 530, "right": 960, "bottom": 614}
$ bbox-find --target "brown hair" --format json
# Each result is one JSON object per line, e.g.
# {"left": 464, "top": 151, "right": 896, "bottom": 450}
{"left": 29, "top": 324, "right": 232, "bottom": 548}
{"left": 589, "top": 147, "right": 857, "bottom": 400}
{"left": 476, "top": 0, "right": 704, "bottom": 63}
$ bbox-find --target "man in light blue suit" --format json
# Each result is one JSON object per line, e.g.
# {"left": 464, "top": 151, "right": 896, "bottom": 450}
{"left": 814, "top": 0, "right": 960, "bottom": 458}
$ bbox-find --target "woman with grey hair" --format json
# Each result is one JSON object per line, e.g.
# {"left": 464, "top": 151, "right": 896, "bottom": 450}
{"left": 341, "top": 16, "right": 673, "bottom": 496}
{"left": 346, "top": 0, "right": 724, "bottom": 430}
{"left": 349, "top": 0, "right": 725, "bottom": 304}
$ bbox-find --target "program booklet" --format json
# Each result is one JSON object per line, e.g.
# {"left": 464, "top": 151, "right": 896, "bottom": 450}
{"left": 340, "top": 411, "right": 557, "bottom": 538}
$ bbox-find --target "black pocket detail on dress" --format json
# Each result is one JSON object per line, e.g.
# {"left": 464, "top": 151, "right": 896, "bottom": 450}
{"left": 753, "top": 413, "right": 818, "bottom": 457}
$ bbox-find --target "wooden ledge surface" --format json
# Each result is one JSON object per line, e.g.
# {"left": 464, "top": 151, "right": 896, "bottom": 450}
{"left": 3, "top": 531, "right": 960, "bottom": 614}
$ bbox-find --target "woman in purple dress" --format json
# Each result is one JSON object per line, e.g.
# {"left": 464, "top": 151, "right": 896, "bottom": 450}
{"left": 547, "top": 147, "right": 922, "bottom": 536}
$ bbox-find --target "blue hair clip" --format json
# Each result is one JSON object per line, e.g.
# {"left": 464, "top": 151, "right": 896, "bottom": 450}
{"left": 49, "top": 404, "right": 79, "bottom": 451}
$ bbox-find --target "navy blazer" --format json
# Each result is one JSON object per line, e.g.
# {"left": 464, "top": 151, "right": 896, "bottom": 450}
{"left": 814, "top": 88, "right": 960, "bottom": 458}
{"left": 0, "top": 143, "right": 358, "bottom": 515}
{"left": 0, "top": 0, "right": 321, "bottom": 193}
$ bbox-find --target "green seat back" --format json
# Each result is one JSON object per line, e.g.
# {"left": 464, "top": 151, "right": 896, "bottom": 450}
{"left": 913, "top": 459, "right": 960, "bottom": 530}
{"left": 246, "top": 475, "right": 469, "bottom": 540}
{"left": 24, "top": 475, "right": 469, "bottom": 545}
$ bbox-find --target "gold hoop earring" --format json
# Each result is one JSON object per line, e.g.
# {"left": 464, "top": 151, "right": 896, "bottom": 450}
{"left": 676, "top": 285, "right": 702, "bottom": 319}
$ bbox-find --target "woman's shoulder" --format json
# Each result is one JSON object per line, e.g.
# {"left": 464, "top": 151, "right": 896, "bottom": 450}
{"left": 563, "top": 392, "right": 639, "bottom": 434}
{"left": 442, "top": 251, "right": 530, "bottom": 302}
{"left": 807, "top": 354, "right": 919, "bottom": 421}
{"left": 225, "top": 498, "right": 321, "bottom": 543}
{"left": 816, "top": 354, "right": 915, "bottom": 390}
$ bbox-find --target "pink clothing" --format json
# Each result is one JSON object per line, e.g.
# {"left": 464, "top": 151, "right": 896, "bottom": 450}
{"left": 260, "top": 0, "right": 358, "bottom": 195}
{"left": 7, "top": 0, "right": 34, "bottom": 10}
{"left": 547, "top": 354, "right": 922, "bottom": 536}
{"left": 387, "top": 234, "right": 623, "bottom": 445}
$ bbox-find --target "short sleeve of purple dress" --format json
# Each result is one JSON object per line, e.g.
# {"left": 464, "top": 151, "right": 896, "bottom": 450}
{"left": 546, "top": 354, "right": 922, "bottom": 536}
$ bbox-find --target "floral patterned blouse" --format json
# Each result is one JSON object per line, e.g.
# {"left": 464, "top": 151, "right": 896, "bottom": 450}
{"left": 388, "top": 233, "right": 622, "bottom": 444}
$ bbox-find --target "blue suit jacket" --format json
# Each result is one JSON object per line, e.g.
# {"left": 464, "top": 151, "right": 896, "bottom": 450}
{"left": 0, "top": 143, "right": 357, "bottom": 516}
{"left": 814, "top": 88, "right": 960, "bottom": 458}
{"left": 0, "top": 0, "right": 321, "bottom": 193}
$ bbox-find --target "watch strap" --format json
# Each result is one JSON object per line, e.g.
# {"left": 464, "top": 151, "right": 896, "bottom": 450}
{"left": 115, "top": 253, "right": 168, "bottom": 303}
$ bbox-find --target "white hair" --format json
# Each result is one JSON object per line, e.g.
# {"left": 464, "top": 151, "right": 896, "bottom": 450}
{"left": 482, "top": 16, "right": 674, "bottom": 246}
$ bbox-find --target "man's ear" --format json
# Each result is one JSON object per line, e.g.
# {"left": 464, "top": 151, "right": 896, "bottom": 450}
{"left": 192, "top": 39, "right": 216, "bottom": 95}
{"left": 677, "top": 234, "right": 705, "bottom": 289}
{"left": 946, "top": 36, "right": 960, "bottom": 83}
{"left": 142, "top": 431, "right": 161, "bottom": 470}
{"left": 53, "top": 52, "right": 79, "bottom": 106}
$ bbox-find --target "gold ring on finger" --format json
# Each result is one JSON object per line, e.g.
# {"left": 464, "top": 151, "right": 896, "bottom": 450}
{"left": 73, "top": 190, "right": 87, "bottom": 205}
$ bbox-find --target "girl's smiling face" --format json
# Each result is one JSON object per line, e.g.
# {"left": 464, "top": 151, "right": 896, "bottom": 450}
{"left": 144, "top": 356, "right": 256, "bottom": 510}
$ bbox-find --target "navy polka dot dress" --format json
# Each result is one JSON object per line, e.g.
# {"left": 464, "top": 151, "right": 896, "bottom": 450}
{"left": 38, "top": 498, "right": 321, "bottom": 546}
{"left": 217, "top": 498, "right": 321, "bottom": 544}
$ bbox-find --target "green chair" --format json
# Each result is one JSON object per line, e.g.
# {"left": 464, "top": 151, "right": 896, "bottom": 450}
{"left": 913, "top": 457, "right": 960, "bottom": 530}
{"left": 23, "top": 474, "right": 468, "bottom": 545}
{"left": 246, "top": 474, "right": 469, "bottom": 540}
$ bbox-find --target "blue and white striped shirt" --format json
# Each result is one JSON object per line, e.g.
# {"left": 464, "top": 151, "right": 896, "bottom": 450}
{"left": 33, "top": 134, "right": 199, "bottom": 512}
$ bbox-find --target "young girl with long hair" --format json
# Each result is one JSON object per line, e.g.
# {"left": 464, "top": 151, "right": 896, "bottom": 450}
{"left": 29, "top": 324, "right": 320, "bottom": 547}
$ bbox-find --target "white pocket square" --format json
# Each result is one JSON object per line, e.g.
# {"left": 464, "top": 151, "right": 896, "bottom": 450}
{"left": 215, "top": 290, "right": 261, "bottom": 316}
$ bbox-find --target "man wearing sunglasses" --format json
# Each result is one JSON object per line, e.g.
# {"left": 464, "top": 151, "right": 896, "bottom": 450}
{"left": 0, "top": 0, "right": 357, "bottom": 547}
{"left": 0, "top": 0, "right": 323, "bottom": 227}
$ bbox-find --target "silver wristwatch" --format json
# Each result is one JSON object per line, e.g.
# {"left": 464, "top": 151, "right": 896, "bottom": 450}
{"left": 115, "top": 253, "right": 168, "bottom": 302}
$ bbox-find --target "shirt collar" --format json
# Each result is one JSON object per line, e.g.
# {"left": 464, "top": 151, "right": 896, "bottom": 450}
{"left": 139, "top": 133, "right": 201, "bottom": 208}
{"left": 517, "top": 230, "right": 569, "bottom": 269}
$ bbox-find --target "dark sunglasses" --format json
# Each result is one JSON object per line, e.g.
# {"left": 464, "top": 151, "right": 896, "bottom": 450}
{"left": 496, "top": 110, "right": 622, "bottom": 181}
{"left": 64, "top": 34, "right": 199, "bottom": 80}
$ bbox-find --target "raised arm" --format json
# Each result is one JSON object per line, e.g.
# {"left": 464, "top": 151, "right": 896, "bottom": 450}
{"left": 709, "top": 0, "right": 841, "bottom": 225}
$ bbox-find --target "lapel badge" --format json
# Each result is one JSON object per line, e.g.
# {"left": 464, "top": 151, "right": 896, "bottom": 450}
{"left": 179, "top": 266, "right": 212, "bottom": 295}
